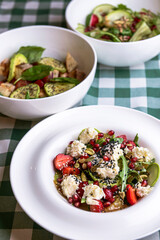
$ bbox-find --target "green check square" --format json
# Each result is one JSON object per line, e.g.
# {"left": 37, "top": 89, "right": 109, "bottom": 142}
{"left": 0, "top": 212, "right": 14, "bottom": 229}
{"left": 12, "top": 212, "right": 33, "bottom": 229}
{"left": 32, "top": 229, "right": 53, "bottom": 240}
{"left": 115, "top": 88, "right": 130, "bottom": 98}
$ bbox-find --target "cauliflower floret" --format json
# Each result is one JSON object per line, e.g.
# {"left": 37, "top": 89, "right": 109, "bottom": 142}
{"left": 66, "top": 140, "right": 86, "bottom": 158}
{"left": 132, "top": 147, "right": 154, "bottom": 162}
{"left": 83, "top": 184, "right": 105, "bottom": 205}
{"left": 96, "top": 161, "right": 119, "bottom": 179}
{"left": 136, "top": 183, "right": 152, "bottom": 198}
{"left": 79, "top": 127, "right": 98, "bottom": 144}
{"left": 61, "top": 175, "right": 80, "bottom": 198}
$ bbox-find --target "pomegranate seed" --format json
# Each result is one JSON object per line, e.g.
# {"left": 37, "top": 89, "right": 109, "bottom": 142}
{"left": 84, "top": 26, "right": 95, "bottom": 32}
{"left": 129, "top": 162, "right": 135, "bottom": 169}
{"left": 108, "top": 130, "right": 114, "bottom": 136}
{"left": 87, "top": 161, "right": 92, "bottom": 169}
{"left": 83, "top": 155, "right": 89, "bottom": 159}
{"left": 120, "top": 143, "right": 125, "bottom": 149}
{"left": 68, "top": 160, "right": 75, "bottom": 166}
{"left": 102, "top": 141, "right": 107, "bottom": 146}
{"left": 101, "top": 35, "right": 111, "bottom": 40}
{"left": 140, "top": 12, "right": 147, "bottom": 15}
{"left": 57, "top": 178, "right": 63, "bottom": 183}
{"left": 103, "top": 156, "right": 110, "bottom": 161}
{"left": 151, "top": 25, "right": 157, "bottom": 30}
{"left": 94, "top": 181, "right": 99, "bottom": 186}
{"left": 131, "top": 157, "right": 137, "bottom": 163}
{"left": 90, "top": 139, "right": 95, "bottom": 146}
{"left": 94, "top": 143, "right": 100, "bottom": 148}
{"left": 134, "top": 17, "right": 141, "bottom": 23}
{"left": 69, "top": 141, "right": 73, "bottom": 145}
{"left": 130, "top": 26, "right": 136, "bottom": 32}
{"left": 104, "top": 201, "right": 111, "bottom": 207}
{"left": 98, "top": 132, "right": 104, "bottom": 138}
{"left": 103, "top": 188, "right": 113, "bottom": 200}
{"left": 93, "top": 147, "right": 97, "bottom": 152}
{"left": 35, "top": 79, "right": 44, "bottom": 88}
{"left": 141, "top": 180, "right": 148, "bottom": 187}
{"left": 126, "top": 140, "right": 136, "bottom": 150}
{"left": 111, "top": 185, "right": 118, "bottom": 193}
{"left": 109, "top": 198, "right": 115, "bottom": 203}
{"left": 42, "top": 76, "right": 49, "bottom": 83}
{"left": 106, "top": 138, "right": 110, "bottom": 143}
{"left": 68, "top": 197, "right": 73, "bottom": 204}
{"left": 74, "top": 201, "right": 80, "bottom": 208}
{"left": 95, "top": 148, "right": 100, "bottom": 153}
{"left": 79, "top": 181, "right": 88, "bottom": 189}
{"left": 76, "top": 188, "right": 84, "bottom": 198}
{"left": 73, "top": 194, "right": 79, "bottom": 202}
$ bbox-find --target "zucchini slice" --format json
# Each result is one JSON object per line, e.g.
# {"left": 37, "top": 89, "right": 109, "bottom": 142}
{"left": 44, "top": 82, "right": 75, "bottom": 96}
{"left": 10, "top": 83, "right": 40, "bottom": 99}
{"left": 130, "top": 21, "right": 151, "bottom": 42}
{"left": 92, "top": 4, "right": 115, "bottom": 22}
{"left": 147, "top": 163, "right": 160, "bottom": 186}
{"left": 106, "top": 10, "right": 132, "bottom": 26}
{"left": 39, "top": 57, "right": 66, "bottom": 73}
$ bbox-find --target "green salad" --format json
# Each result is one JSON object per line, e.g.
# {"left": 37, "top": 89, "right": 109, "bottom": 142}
{"left": 76, "top": 3, "right": 160, "bottom": 42}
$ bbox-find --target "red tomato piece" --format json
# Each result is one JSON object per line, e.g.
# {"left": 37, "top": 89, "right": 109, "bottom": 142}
{"left": 90, "top": 200, "right": 103, "bottom": 212}
{"left": 15, "top": 80, "right": 28, "bottom": 89}
{"left": 126, "top": 184, "right": 137, "bottom": 205}
{"left": 54, "top": 154, "right": 73, "bottom": 171}
{"left": 62, "top": 167, "right": 80, "bottom": 175}
{"left": 35, "top": 79, "right": 44, "bottom": 88}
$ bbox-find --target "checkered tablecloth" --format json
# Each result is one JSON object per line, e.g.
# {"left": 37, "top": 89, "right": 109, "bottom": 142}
{"left": 0, "top": 1, "right": 160, "bottom": 240}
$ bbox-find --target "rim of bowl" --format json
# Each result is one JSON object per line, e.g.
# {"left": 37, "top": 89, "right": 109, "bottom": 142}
{"left": 0, "top": 25, "right": 97, "bottom": 102}
{"left": 65, "top": 0, "right": 160, "bottom": 45}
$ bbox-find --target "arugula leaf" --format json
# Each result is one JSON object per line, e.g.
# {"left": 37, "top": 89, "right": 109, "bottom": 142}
{"left": 17, "top": 46, "right": 45, "bottom": 63}
{"left": 119, "top": 156, "right": 129, "bottom": 192}
{"left": 21, "top": 65, "right": 53, "bottom": 81}
{"left": 133, "top": 133, "right": 139, "bottom": 146}
{"left": 51, "top": 77, "right": 80, "bottom": 85}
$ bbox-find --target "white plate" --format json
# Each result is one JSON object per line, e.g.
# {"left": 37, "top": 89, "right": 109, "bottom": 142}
{"left": 10, "top": 105, "right": 160, "bottom": 240}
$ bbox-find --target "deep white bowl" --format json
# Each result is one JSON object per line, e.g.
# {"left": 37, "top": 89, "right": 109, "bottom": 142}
{"left": 0, "top": 26, "right": 97, "bottom": 120}
{"left": 66, "top": 0, "right": 160, "bottom": 67}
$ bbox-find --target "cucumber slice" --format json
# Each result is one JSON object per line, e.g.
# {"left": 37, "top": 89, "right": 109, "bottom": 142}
{"left": 147, "top": 163, "right": 160, "bottom": 186}
{"left": 8, "top": 53, "right": 28, "bottom": 82}
{"left": 51, "top": 77, "right": 80, "bottom": 85}
{"left": 92, "top": 4, "right": 115, "bottom": 22}
{"left": 44, "top": 82, "right": 75, "bottom": 96}
{"left": 39, "top": 57, "right": 66, "bottom": 73}
{"left": 130, "top": 21, "right": 151, "bottom": 42}
{"left": 10, "top": 83, "right": 40, "bottom": 99}
{"left": 106, "top": 10, "right": 132, "bottom": 26}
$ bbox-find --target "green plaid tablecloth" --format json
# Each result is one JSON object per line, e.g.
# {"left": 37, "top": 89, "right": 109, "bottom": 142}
{"left": 0, "top": 1, "right": 160, "bottom": 240}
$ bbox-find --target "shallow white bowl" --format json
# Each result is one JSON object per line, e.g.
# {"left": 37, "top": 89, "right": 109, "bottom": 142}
{"left": 0, "top": 26, "right": 97, "bottom": 120}
{"left": 10, "top": 105, "right": 160, "bottom": 240}
{"left": 66, "top": 0, "right": 160, "bottom": 66}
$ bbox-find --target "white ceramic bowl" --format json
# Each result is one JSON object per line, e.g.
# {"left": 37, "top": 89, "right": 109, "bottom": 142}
{"left": 0, "top": 26, "right": 97, "bottom": 120}
{"left": 66, "top": 0, "right": 160, "bottom": 67}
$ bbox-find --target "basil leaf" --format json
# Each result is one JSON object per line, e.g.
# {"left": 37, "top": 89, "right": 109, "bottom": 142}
{"left": 21, "top": 65, "right": 53, "bottom": 81}
{"left": 134, "top": 133, "right": 139, "bottom": 146}
{"left": 51, "top": 77, "right": 80, "bottom": 85}
{"left": 119, "top": 156, "right": 129, "bottom": 192}
{"left": 17, "top": 46, "right": 45, "bottom": 63}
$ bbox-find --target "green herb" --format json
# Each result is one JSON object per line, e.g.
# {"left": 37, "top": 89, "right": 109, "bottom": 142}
{"left": 81, "top": 198, "right": 86, "bottom": 203}
{"left": 110, "top": 137, "right": 123, "bottom": 144}
{"left": 54, "top": 171, "right": 61, "bottom": 181}
{"left": 51, "top": 77, "right": 80, "bottom": 85}
{"left": 88, "top": 30, "right": 121, "bottom": 42}
{"left": 85, "top": 13, "right": 92, "bottom": 26}
{"left": 25, "top": 90, "right": 30, "bottom": 99}
{"left": 88, "top": 180, "right": 93, "bottom": 184}
{"left": 96, "top": 137, "right": 106, "bottom": 145}
{"left": 119, "top": 155, "right": 129, "bottom": 192}
{"left": 20, "top": 65, "right": 53, "bottom": 81}
{"left": 17, "top": 46, "right": 45, "bottom": 63}
{"left": 133, "top": 133, "right": 139, "bottom": 146}
{"left": 117, "top": 4, "right": 132, "bottom": 13}
{"left": 87, "top": 170, "right": 99, "bottom": 181}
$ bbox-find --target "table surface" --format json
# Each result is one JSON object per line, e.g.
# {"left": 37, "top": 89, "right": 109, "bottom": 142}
{"left": 0, "top": 0, "right": 160, "bottom": 240}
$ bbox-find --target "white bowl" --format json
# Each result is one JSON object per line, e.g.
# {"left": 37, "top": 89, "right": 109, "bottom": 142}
{"left": 0, "top": 26, "right": 97, "bottom": 120}
{"left": 10, "top": 105, "right": 160, "bottom": 240}
{"left": 66, "top": 0, "right": 160, "bottom": 67}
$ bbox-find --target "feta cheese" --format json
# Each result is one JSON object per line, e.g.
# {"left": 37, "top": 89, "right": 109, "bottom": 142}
{"left": 79, "top": 127, "right": 98, "bottom": 144}
{"left": 124, "top": 147, "right": 131, "bottom": 155}
{"left": 61, "top": 175, "right": 80, "bottom": 198}
{"left": 66, "top": 140, "right": 86, "bottom": 158}
{"left": 83, "top": 184, "right": 105, "bottom": 205}
{"left": 132, "top": 147, "right": 154, "bottom": 162}
{"left": 101, "top": 142, "right": 123, "bottom": 161}
{"left": 111, "top": 144, "right": 123, "bottom": 161}
{"left": 96, "top": 161, "right": 119, "bottom": 179}
{"left": 136, "top": 183, "right": 152, "bottom": 197}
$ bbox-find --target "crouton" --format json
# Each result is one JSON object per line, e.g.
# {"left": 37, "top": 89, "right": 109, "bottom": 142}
{"left": 0, "top": 82, "right": 15, "bottom": 97}
{"left": 66, "top": 52, "right": 78, "bottom": 72}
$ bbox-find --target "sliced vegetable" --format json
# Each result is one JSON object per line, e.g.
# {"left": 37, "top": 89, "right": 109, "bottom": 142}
{"left": 93, "top": 4, "right": 115, "bottom": 22}
{"left": 106, "top": 10, "right": 133, "bottom": 26}
{"left": 39, "top": 57, "right": 66, "bottom": 73}
{"left": 86, "top": 14, "right": 99, "bottom": 27}
{"left": 10, "top": 83, "right": 40, "bottom": 99}
{"left": 8, "top": 53, "right": 28, "bottom": 82}
{"left": 51, "top": 77, "right": 80, "bottom": 85}
{"left": 17, "top": 46, "right": 45, "bottom": 63}
{"left": 119, "top": 155, "right": 129, "bottom": 192}
{"left": 147, "top": 163, "right": 160, "bottom": 186}
{"left": 130, "top": 21, "right": 151, "bottom": 42}
{"left": 126, "top": 184, "right": 137, "bottom": 205}
{"left": 44, "top": 82, "right": 75, "bottom": 96}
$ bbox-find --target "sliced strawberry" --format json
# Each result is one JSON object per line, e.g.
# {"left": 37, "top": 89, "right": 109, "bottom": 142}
{"left": 62, "top": 167, "right": 80, "bottom": 175}
{"left": 90, "top": 200, "right": 103, "bottom": 212}
{"left": 126, "top": 184, "right": 137, "bottom": 205}
{"left": 116, "top": 135, "right": 127, "bottom": 143}
{"left": 54, "top": 154, "right": 73, "bottom": 171}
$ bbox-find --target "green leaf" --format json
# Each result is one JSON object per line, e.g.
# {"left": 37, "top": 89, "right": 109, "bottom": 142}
{"left": 25, "top": 90, "right": 30, "bottom": 99}
{"left": 76, "top": 23, "right": 86, "bottom": 34}
{"left": 133, "top": 133, "right": 139, "bottom": 146}
{"left": 96, "top": 138, "right": 106, "bottom": 145}
{"left": 85, "top": 13, "right": 92, "bottom": 26}
{"left": 117, "top": 4, "right": 132, "bottom": 13}
{"left": 88, "top": 30, "right": 121, "bottom": 42}
{"left": 21, "top": 65, "right": 53, "bottom": 81}
{"left": 51, "top": 77, "right": 80, "bottom": 85}
{"left": 54, "top": 171, "right": 61, "bottom": 181}
{"left": 110, "top": 137, "right": 123, "bottom": 144}
{"left": 119, "top": 155, "right": 129, "bottom": 192}
{"left": 81, "top": 198, "right": 86, "bottom": 203}
{"left": 88, "top": 180, "right": 93, "bottom": 184}
{"left": 17, "top": 46, "right": 45, "bottom": 63}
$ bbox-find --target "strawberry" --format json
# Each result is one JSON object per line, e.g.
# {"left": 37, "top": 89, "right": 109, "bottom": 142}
{"left": 54, "top": 154, "right": 73, "bottom": 171}
{"left": 62, "top": 167, "right": 80, "bottom": 175}
{"left": 126, "top": 184, "right": 137, "bottom": 205}
{"left": 90, "top": 200, "right": 103, "bottom": 212}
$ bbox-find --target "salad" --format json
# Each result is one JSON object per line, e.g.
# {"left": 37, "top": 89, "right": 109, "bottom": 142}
{"left": 54, "top": 127, "right": 160, "bottom": 212}
{"left": 76, "top": 3, "right": 160, "bottom": 42}
{"left": 0, "top": 46, "right": 85, "bottom": 99}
